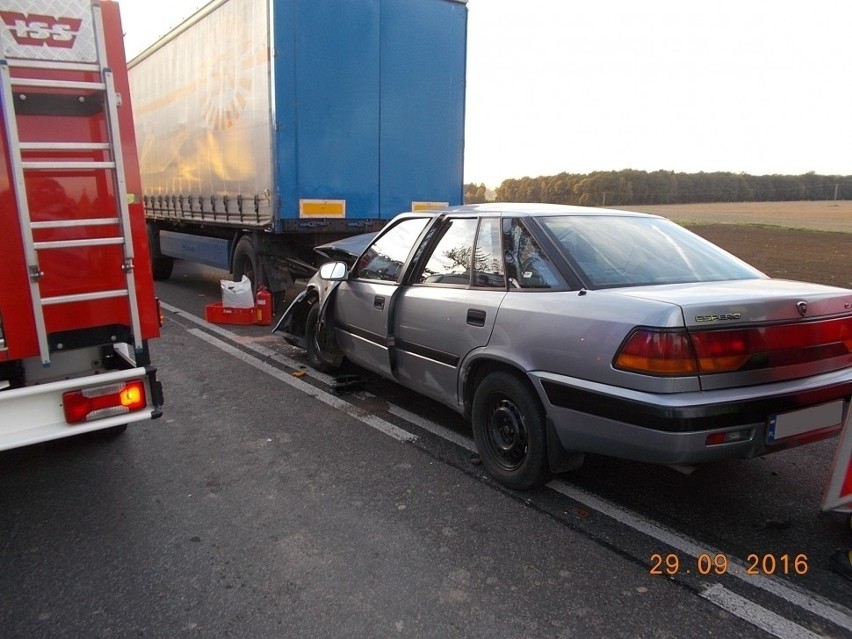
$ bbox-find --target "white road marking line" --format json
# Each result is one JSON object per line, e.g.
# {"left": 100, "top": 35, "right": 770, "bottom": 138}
{"left": 386, "top": 404, "right": 476, "bottom": 453}
{"left": 170, "top": 304, "right": 852, "bottom": 633}
{"left": 702, "top": 584, "right": 822, "bottom": 639}
{"left": 187, "top": 328, "right": 416, "bottom": 443}
{"left": 548, "top": 479, "right": 852, "bottom": 632}
{"left": 160, "top": 301, "right": 338, "bottom": 386}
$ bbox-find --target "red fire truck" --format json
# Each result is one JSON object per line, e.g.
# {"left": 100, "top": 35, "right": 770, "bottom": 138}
{"left": 0, "top": 0, "right": 163, "bottom": 450}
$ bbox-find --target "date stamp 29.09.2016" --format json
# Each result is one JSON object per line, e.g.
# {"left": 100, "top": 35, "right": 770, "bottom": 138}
{"left": 650, "top": 552, "right": 809, "bottom": 577}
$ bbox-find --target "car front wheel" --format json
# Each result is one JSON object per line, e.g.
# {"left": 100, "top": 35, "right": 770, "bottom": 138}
{"left": 471, "top": 371, "right": 551, "bottom": 491}
{"left": 305, "top": 303, "right": 340, "bottom": 373}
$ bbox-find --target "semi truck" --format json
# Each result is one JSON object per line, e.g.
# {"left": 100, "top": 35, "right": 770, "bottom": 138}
{"left": 128, "top": 0, "right": 467, "bottom": 304}
{"left": 0, "top": 0, "right": 164, "bottom": 450}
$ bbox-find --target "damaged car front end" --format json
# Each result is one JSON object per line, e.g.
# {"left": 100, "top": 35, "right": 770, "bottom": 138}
{"left": 273, "top": 233, "right": 375, "bottom": 370}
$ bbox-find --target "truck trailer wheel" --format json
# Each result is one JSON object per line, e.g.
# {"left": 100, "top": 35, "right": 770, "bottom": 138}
{"left": 233, "top": 237, "right": 259, "bottom": 292}
{"left": 151, "top": 256, "right": 174, "bottom": 281}
{"left": 147, "top": 224, "right": 174, "bottom": 281}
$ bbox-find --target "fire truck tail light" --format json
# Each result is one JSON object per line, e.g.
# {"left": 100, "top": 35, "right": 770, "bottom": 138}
{"left": 63, "top": 380, "right": 147, "bottom": 424}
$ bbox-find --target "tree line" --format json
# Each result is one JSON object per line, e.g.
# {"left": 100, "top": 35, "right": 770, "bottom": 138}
{"left": 464, "top": 170, "right": 852, "bottom": 206}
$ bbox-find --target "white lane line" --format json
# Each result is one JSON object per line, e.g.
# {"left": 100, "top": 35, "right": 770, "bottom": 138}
{"left": 160, "top": 301, "right": 338, "bottom": 386}
{"left": 386, "top": 404, "right": 476, "bottom": 453}
{"left": 548, "top": 479, "right": 852, "bottom": 632}
{"left": 169, "top": 304, "right": 851, "bottom": 633}
{"left": 187, "top": 328, "right": 417, "bottom": 443}
{"left": 702, "top": 584, "right": 822, "bottom": 639}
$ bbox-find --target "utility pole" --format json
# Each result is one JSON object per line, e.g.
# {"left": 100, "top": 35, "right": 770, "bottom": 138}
{"left": 834, "top": 184, "right": 839, "bottom": 201}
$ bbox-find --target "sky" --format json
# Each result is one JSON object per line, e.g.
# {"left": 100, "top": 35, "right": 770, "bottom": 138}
{"left": 118, "top": 0, "right": 852, "bottom": 188}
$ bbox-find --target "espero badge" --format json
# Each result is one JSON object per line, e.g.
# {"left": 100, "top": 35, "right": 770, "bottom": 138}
{"left": 695, "top": 313, "right": 742, "bottom": 323}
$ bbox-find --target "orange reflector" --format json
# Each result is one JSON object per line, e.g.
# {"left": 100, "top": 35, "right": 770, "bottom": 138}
{"left": 63, "top": 380, "right": 147, "bottom": 424}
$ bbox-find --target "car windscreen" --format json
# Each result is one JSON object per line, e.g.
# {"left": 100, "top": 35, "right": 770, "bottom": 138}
{"left": 540, "top": 215, "right": 766, "bottom": 288}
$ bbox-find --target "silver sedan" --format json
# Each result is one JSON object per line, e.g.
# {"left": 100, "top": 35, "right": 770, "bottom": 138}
{"left": 275, "top": 203, "right": 852, "bottom": 490}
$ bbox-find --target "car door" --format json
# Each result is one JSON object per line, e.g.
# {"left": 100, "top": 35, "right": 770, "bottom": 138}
{"left": 392, "top": 216, "right": 507, "bottom": 406}
{"left": 331, "top": 216, "right": 431, "bottom": 378}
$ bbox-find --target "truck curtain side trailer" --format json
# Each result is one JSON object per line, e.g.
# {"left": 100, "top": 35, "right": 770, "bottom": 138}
{"left": 129, "top": 0, "right": 467, "bottom": 301}
{"left": 0, "top": 0, "right": 163, "bottom": 450}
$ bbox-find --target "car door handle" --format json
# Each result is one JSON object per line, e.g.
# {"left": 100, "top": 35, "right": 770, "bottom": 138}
{"left": 467, "top": 308, "right": 486, "bottom": 327}
{"left": 374, "top": 296, "right": 385, "bottom": 310}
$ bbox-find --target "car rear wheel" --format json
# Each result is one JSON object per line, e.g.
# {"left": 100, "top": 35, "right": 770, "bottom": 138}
{"left": 472, "top": 371, "right": 551, "bottom": 491}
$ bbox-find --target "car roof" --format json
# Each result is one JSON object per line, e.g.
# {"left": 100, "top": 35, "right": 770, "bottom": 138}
{"left": 415, "top": 203, "right": 661, "bottom": 219}
{"left": 316, "top": 204, "right": 665, "bottom": 258}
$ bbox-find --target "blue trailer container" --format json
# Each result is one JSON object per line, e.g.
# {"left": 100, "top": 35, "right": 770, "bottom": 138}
{"left": 128, "top": 0, "right": 467, "bottom": 298}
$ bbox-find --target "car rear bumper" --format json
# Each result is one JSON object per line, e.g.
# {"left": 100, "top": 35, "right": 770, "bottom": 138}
{"left": 531, "top": 369, "right": 852, "bottom": 465}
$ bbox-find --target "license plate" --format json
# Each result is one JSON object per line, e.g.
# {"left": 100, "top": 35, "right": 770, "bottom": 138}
{"left": 767, "top": 400, "right": 844, "bottom": 442}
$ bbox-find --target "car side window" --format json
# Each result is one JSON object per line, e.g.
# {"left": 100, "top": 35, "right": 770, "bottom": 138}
{"left": 502, "top": 218, "right": 564, "bottom": 289}
{"left": 352, "top": 217, "right": 429, "bottom": 282}
{"left": 415, "top": 218, "right": 478, "bottom": 285}
{"left": 472, "top": 218, "right": 505, "bottom": 288}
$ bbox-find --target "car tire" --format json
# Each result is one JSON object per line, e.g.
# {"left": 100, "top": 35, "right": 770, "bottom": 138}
{"left": 305, "top": 303, "right": 339, "bottom": 373}
{"left": 472, "top": 371, "right": 551, "bottom": 491}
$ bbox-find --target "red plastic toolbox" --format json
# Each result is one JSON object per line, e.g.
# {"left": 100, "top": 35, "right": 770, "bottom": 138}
{"left": 205, "top": 303, "right": 258, "bottom": 325}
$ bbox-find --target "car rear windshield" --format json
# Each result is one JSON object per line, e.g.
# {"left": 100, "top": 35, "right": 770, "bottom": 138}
{"left": 540, "top": 215, "right": 765, "bottom": 288}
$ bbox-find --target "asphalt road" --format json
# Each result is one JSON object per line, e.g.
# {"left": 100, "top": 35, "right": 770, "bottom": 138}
{"left": 1, "top": 260, "right": 850, "bottom": 638}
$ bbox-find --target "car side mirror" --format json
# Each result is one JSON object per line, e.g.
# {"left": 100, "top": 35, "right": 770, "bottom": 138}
{"left": 318, "top": 261, "right": 348, "bottom": 281}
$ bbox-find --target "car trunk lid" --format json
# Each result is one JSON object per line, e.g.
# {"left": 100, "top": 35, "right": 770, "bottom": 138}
{"left": 618, "top": 278, "right": 852, "bottom": 390}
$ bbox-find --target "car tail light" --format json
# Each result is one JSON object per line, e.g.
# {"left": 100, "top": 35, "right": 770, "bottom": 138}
{"left": 691, "top": 317, "right": 852, "bottom": 373}
{"left": 156, "top": 297, "right": 164, "bottom": 327}
{"left": 615, "top": 316, "right": 851, "bottom": 376}
{"left": 63, "top": 380, "right": 147, "bottom": 424}
{"left": 688, "top": 329, "right": 751, "bottom": 373}
{"left": 614, "top": 329, "right": 698, "bottom": 375}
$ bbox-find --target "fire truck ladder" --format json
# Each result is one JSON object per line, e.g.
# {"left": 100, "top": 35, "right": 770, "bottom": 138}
{"left": 0, "top": 3, "right": 142, "bottom": 366}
